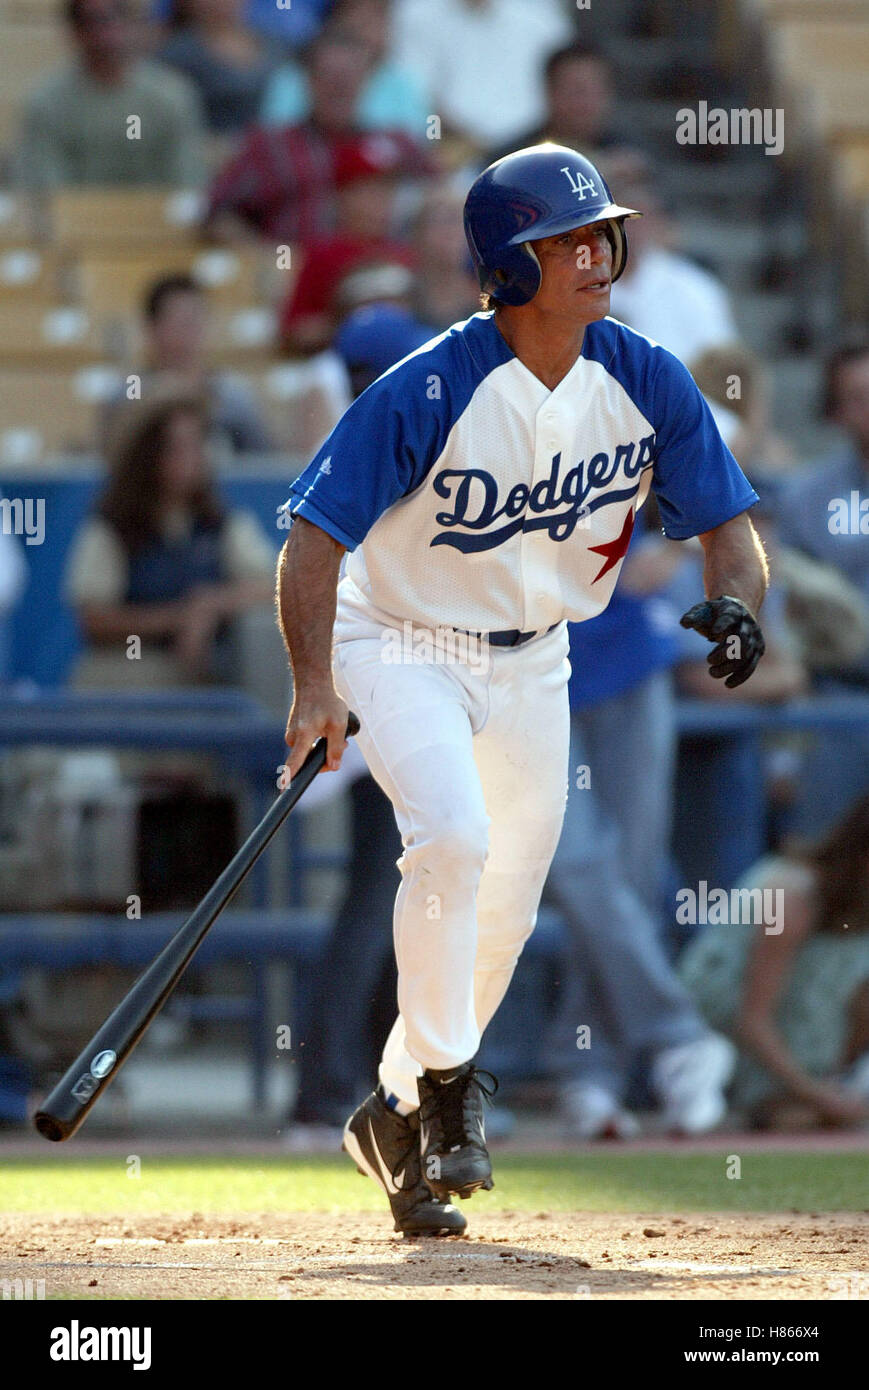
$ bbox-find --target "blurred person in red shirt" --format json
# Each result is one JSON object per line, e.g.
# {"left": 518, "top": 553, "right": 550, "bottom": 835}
{"left": 205, "top": 32, "right": 434, "bottom": 246}
{"left": 279, "top": 135, "right": 423, "bottom": 354}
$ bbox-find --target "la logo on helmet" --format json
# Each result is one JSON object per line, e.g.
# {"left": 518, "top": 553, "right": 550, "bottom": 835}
{"left": 560, "top": 166, "right": 598, "bottom": 200}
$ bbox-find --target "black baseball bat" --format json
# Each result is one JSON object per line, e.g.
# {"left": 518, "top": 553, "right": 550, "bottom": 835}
{"left": 34, "top": 713, "right": 360, "bottom": 1142}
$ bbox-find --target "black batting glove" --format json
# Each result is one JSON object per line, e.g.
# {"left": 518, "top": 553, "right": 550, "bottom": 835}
{"left": 679, "top": 594, "right": 765, "bottom": 689}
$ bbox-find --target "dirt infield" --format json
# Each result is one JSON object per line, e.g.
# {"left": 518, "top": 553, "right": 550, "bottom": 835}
{"left": 2, "top": 1211, "right": 866, "bottom": 1300}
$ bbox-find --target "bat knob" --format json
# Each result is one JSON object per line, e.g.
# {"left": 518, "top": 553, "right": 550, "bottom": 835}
{"left": 346, "top": 712, "right": 361, "bottom": 738}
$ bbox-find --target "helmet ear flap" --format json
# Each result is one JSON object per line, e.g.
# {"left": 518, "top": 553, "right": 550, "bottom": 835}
{"left": 485, "top": 241, "right": 542, "bottom": 308}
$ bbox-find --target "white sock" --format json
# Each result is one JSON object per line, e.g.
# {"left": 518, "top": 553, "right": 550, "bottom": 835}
{"left": 382, "top": 1088, "right": 415, "bottom": 1117}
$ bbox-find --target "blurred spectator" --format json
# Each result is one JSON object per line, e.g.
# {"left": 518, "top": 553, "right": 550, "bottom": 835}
{"left": 485, "top": 41, "right": 638, "bottom": 167}
{"left": 665, "top": 528, "right": 809, "bottom": 706}
{"left": 278, "top": 135, "right": 420, "bottom": 354}
{"left": 332, "top": 261, "right": 416, "bottom": 321}
{"left": 156, "top": 0, "right": 276, "bottom": 134}
{"left": 392, "top": 0, "right": 573, "bottom": 149}
{"left": 103, "top": 273, "right": 273, "bottom": 457}
{"left": 154, "top": 0, "right": 331, "bottom": 51}
{"left": 262, "top": 0, "right": 430, "bottom": 141}
{"left": 0, "top": 1055, "right": 31, "bottom": 1128}
{"left": 66, "top": 394, "right": 274, "bottom": 689}
{"left": 679, "top": 792, "right": 869, "bottom": 1130}
{"left": 206, "top": 32, "right": 434, "bottom": 245}
{"left": 333, "top": 301, "right": 435, "bottom": 395}
{"left": 16, "top": 0, "right": 206, "bottom": 190}
{"left": 544, "top": 529, "right": 736, "bottom": 1138}
{"left": 0, "top": 503, "right": 27, "bottom": 682}
{"left": 409, "top": 185, "right": 479, "bottom": 330}
{"left": 772, "top": 334, "right": 869, "bottom": 838}
{"left": 662, "top": 492, "right": 867, "bottom": 849}
{"left": 776, "top": 335, "right": 869, "bottom": 680}
{"left": 608, "top": 174, "right": 738, "bottom": 366}
{"left": 690, "top": 343, "right": 796, "bottom": 478}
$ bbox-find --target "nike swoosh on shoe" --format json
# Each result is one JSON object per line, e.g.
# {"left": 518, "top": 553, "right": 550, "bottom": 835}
{"left": 367, "top": 1118, "right": 407, "bottom": 1195}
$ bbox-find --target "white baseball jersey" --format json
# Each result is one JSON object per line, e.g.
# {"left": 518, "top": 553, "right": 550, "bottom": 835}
{"left": 284, "top": 312, "right": 758, "bottom": 632}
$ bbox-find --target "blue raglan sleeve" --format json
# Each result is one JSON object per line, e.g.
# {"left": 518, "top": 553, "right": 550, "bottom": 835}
{"left": 280, "top": 366, "right": 436, "bottom": 550}
{"left": 649, "top": 348, "right": 759, "bottom": 540}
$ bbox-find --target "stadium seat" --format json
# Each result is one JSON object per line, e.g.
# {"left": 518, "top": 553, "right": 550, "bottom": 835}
{"left": 755, "top": 0, "right": 869, "bottom": 17}
{"left": 1, "top": 0, "right": 68, "bottom": 16}
{"left": 771, "top": 19, "right": 869, "bottom": 79}
{"left": 0, "top": 365, "right": 120, "bottom": 465}
{"left": 0, "top": 192, "right": 38, "bottom": 246}
{"left": 207, "top": 307, "right": 280, "bottom": 365}
{"left": 807, "top": 73, "right": 869, "bottom": 142}
{"left": 0, "top": 304, "right": 107, "bottom": 367}
{"left": 73, "top": 247, "right": 280, "bottom": 320}
{"left": 0, "top": 246, "right": 61, "bottom": 302}
{"left": 837, "top": 140, "right": 869, "bottom": 199}
{"left": 49, "top": 188, "right": 205, "bottom": 251}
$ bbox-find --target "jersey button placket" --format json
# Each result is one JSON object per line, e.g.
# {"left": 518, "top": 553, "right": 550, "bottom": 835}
{"left": 525, "top": 404, "right": 563, "bottom": 632}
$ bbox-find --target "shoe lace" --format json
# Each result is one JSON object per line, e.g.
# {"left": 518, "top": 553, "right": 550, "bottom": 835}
{"left": 423, "top": 1067, "right": 498, "bottom": 1151}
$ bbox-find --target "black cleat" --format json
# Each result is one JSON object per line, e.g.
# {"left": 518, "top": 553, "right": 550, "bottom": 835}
{"left": 343, "top": 1090, "right": 467, "bottom": 1236}
{"left": 418, "top": 1063, "right": 498, "bottom": 1201}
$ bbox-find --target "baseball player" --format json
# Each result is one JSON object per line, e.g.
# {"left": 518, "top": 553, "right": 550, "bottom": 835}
{"left": 277, "top": 144, "right": 768, "bottom": 1237}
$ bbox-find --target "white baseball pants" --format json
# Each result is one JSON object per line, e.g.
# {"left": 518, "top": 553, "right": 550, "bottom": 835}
{"left": 331, "top": 578, "right": 571, "bottom": 1109}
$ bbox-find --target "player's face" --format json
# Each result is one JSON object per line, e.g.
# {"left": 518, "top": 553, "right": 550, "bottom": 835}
{"left": 531, "top": 221, "right": 613, "bottom": 325}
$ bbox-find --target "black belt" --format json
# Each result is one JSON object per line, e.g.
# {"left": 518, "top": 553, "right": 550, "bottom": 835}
{"left": 456, "top": 622, "right": 560, "bottom": 648}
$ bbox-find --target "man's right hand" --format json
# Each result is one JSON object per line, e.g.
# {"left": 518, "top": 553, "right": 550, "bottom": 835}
{"left": 283, "top": 685, "right": 349, "bottom": 782}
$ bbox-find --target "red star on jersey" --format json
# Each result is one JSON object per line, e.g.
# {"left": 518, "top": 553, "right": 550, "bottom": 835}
{"left": 588, "top": 507, "right": 635, "bottom": 583}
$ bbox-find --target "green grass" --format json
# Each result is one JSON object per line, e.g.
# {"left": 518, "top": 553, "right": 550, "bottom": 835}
{"left": 1, "top": 1153, "right": 866, "bottom": 1216}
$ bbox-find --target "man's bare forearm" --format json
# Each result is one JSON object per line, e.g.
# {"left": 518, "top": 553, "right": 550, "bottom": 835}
{"left": 699, "top": 512, "right": 769, "bottom": 616}
{"left": 276, "top": 517, "right": 345, "bottom": 689}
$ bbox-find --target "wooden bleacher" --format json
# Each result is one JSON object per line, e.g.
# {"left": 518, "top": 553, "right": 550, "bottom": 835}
{"left": 0, "top": 303, "right": 107, "bottom": 368}
{"left": 0, "top": 365, "right": 121, "bottom": 464}
{"left": 49, "top": 187, "right": 206, "bottom": 251}
{"left": 752, "top": 0, "right": 869, "bottom": 314}
{"left": 73, "top": 246, "right": 281, "bottom": 320}
{"left": 0, "top": 246, "right": 63, "bottom": 303}
{"left": 753, "top": 0, "right": 869, "bottom": 17}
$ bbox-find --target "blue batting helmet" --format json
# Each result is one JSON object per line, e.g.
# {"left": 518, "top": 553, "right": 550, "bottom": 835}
{"left": 463, "top": 143, "right": 641, "bottom": 307}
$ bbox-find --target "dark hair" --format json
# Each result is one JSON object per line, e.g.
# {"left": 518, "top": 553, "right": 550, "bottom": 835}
{"left": 792, "top": 792, "right": 869, "bottom": 935}
{"left": 99, "top": 397, "right": 223, "bottom": 554}
{"left": 479, "top": 291, "right": 503, "bottom": 313}
{"left": 822, "top": 330, "right": 869, "bottom": 418}
{"left": 143, "top": 273, "right": 202, "bottom": 324}
{"left": 544, "top": 40, "right": 609, "bottom": 88}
